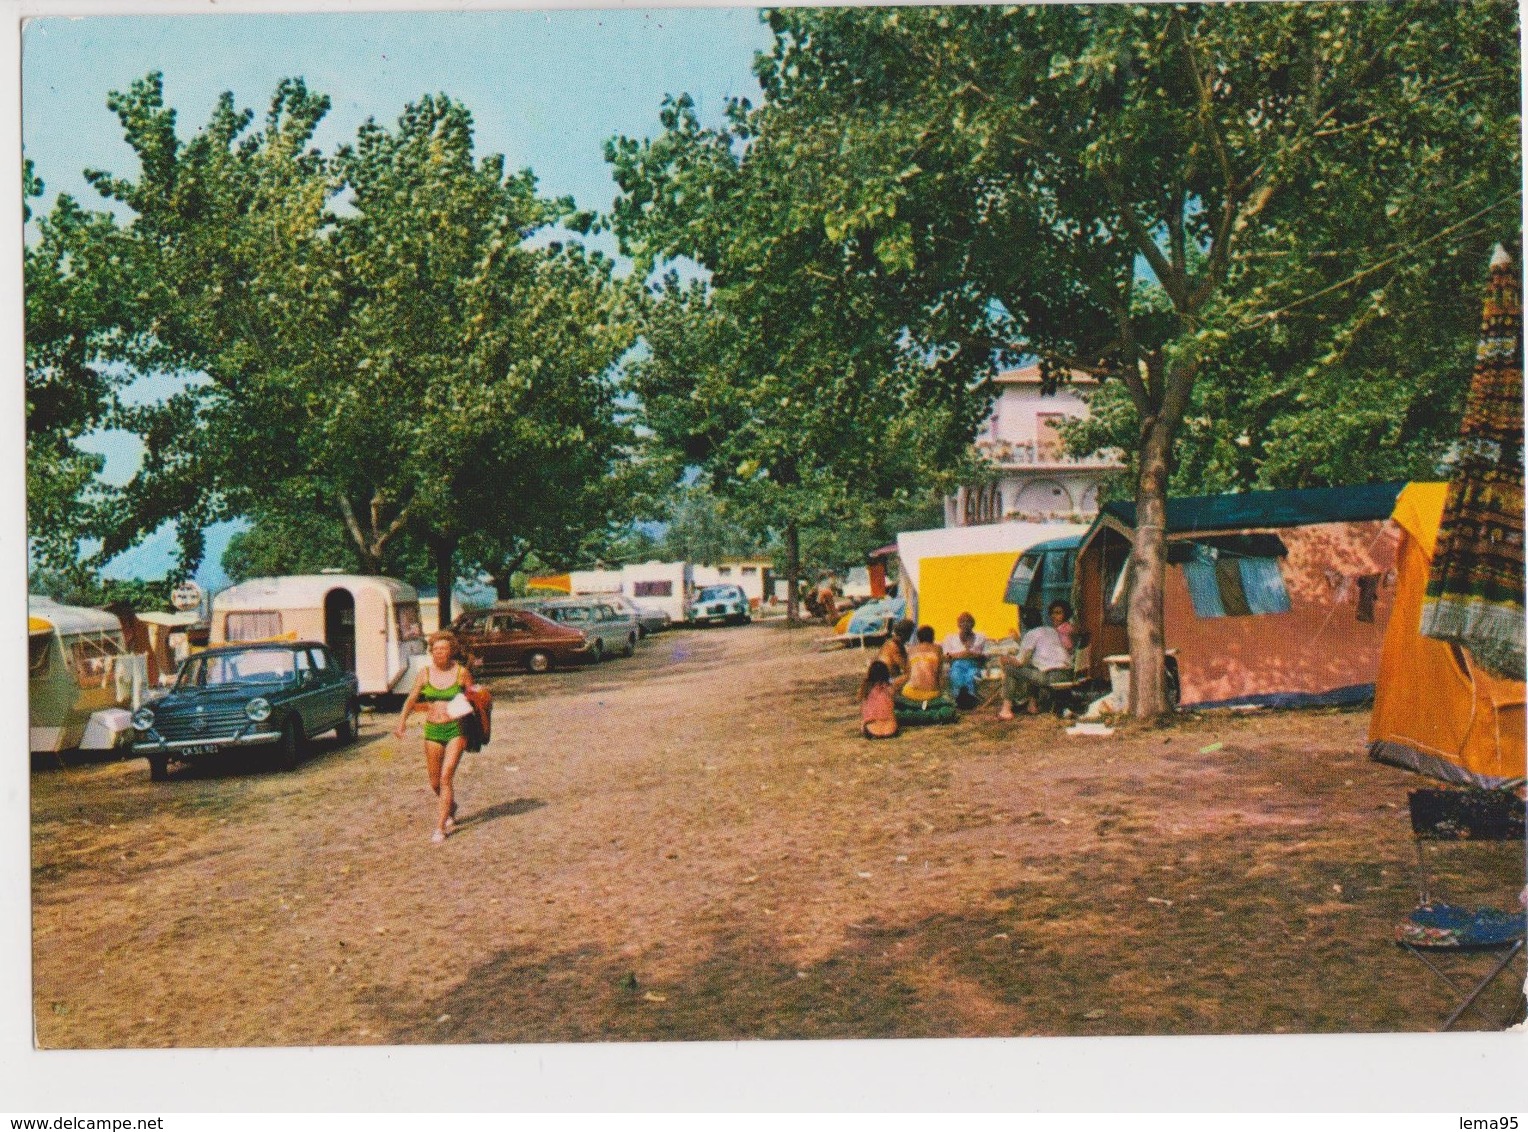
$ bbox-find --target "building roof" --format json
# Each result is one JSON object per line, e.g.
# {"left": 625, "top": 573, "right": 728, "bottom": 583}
{"left": 993, "top": 363, "right": 1099, "bottom": 386}
{"left": 1096, "top": 482, "right": 1408, "bottom": 537}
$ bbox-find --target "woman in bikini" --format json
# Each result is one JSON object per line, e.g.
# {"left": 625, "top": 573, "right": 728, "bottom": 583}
{"left": 394, "top": 630, "right": 472, "bottom": 844}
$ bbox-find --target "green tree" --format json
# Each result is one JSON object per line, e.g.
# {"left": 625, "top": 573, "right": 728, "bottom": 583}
{"left": 333, "top": 95, "right": 637, "bottom": 624}
{"left": 79, "top": 78, "right": 637, "bottom": 629}
{"left": 82, "top": 74, "right": 344, "bottom": 577}
{"left": 23, "top": 159, "right": 143, "bottom": 580}
{"left": 633, "top": 3, "right": 1518, "bottom": 714}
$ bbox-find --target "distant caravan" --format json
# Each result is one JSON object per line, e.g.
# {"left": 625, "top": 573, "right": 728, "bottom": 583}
{"left": 29, "top": 596, "right": 146, "bottom": 755}
{"left": 210, "top": 574, "right": 428, "bottom": 698}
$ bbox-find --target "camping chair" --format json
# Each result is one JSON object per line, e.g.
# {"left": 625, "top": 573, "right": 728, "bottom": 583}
{"left": 1395, "top": 780, "right": 1526, "bottom": 1030}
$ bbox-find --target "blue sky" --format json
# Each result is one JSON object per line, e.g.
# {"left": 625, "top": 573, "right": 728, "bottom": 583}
{"left": 22, "top": 8, "right": 772, "bottom": 589}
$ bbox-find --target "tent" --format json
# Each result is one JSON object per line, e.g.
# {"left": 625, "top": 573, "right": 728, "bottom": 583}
{"left": 1369, "top": 482, "right": 1525, "bottom": 788}
{"left": 1074, "top": 483, "right": 1406, "bottom": 708}
{"left": 896, "top": 521, "right": 1088, "bottom": 641}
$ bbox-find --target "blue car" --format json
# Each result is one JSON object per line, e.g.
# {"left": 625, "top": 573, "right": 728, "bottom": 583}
{"left": 132, "top": 641, "right": 361, "bottom": 781}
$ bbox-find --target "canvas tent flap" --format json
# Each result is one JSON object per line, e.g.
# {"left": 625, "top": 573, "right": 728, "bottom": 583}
{"left": 1369, "top": 482, "right": 1525, "bottom": 787}
{"left": 1390, "top": 482, "right": 1448, "bottom": 561}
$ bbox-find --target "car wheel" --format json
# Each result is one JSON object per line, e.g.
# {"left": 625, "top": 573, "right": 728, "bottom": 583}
{"left": 274, "top": 716, "right": 304, "bottom": 771}
{"left": 526, "top": 650, "right": 552, "bottom": 674}
{"left": 623, "top": 634, "right": 636, "bottom": 658}
{"left": 147, "top": 753, "right": 169, "bottom": 782}
{"left": 336, "top": 700, "right": 361, "bottom": 743}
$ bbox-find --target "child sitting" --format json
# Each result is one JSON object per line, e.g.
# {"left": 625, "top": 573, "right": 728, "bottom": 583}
{"left": 860, "top": 660, "right": 899, "bottom": 739}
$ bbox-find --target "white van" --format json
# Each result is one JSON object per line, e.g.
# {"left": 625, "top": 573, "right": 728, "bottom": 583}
{"left": 210, "top": 574, "right": 427, "bottom": 697}
{"left": 29, "top": 597, "right": 143, "bottom": 754}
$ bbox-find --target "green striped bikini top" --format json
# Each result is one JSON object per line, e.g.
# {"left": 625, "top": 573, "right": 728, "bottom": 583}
{"left": 419, "top": 665, "right": 465, "bottom": 702}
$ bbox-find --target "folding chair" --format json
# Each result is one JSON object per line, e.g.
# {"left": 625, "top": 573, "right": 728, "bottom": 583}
{"left": 1395, "top": 781, "right": 1527, "bottom": 1030}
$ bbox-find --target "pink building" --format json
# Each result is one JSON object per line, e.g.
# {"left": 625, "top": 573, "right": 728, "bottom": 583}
{"left": 945, "top": 363, "right": 1125, "bottom": 527}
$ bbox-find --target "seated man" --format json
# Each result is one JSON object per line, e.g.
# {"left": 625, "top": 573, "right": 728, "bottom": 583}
{"left": 941, "top": 611, "right": 988, "bottom": 710}
{"left": 894, "top": 626, "right": 958, "bottom": 726}
{"left": 999, "top": 600, "right": 1077, "bottom": 719}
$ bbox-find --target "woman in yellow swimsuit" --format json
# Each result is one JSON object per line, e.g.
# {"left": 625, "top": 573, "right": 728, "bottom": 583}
{"left": 394, "top": 630, "right": 472, "bottom": 844}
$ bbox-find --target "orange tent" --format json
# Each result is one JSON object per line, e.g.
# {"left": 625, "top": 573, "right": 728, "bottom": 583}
{"left": 1369, "top": 483, "right": 1525, "bottom": 787}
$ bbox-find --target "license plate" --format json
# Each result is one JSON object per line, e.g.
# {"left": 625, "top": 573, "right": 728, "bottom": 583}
{"left": 179, "top": 743, "right": 222, "bottom": 757}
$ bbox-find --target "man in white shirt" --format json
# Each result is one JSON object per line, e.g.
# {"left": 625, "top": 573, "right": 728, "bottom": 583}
{"left": 941, "top": 612, "right": 988, "bottom": 709}
{"left": 998, "top": 600, "right": 1077, "bottom": 719}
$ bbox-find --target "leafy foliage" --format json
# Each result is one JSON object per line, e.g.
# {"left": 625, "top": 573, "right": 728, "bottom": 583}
{"left": 640, "top": 2, "right": 1519, "bottom": 711}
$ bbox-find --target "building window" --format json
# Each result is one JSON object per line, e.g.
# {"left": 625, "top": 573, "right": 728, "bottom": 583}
{"left": 633, "top": 581, "right": 672, "bottom": 597}
{"left": 1036, "top": 413, "right": 1066, "bottom": 462}
{"left": 741, "top": 566, "right": 757, "bottom": 575}
{"left": 225, "top": 611, "right": 283, "bottom": 641}
{"left": 718, "top": 567, "right": 732, "bottom": 576}
{"left": 963, "top": 483, "right": 1003, "bottom": 525}
{"left": 1181, "top": 547, "right": 1291, "bottom": 618}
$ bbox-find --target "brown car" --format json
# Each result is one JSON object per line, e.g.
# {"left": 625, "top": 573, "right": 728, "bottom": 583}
{"left": 452, "top": 606, "right": 594, "bottom": 674}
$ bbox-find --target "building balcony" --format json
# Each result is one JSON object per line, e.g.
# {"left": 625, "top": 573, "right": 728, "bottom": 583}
{"left": 975, "top": 439, "right": 1126, "bottom": 470}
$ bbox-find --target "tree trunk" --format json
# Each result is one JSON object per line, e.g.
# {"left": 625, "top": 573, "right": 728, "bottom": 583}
{"left": 785, "top": 521, "right": 801, "bottom": 626}
{"left": 1127, "top": 415, "right": 1173, "bottom": 720}
{"left": 492, "top": 573, "right": 515, "bottom": 601}
{"left": 433, "top": 537, "right": 457, "bottom": 631}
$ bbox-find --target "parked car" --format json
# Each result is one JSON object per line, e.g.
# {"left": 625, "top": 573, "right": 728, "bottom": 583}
{"left": 453, "top": 605, "right": 595, "bottom": 674}
{"left": 689, "top": 584, "right": 751, "bottom": 626}
{"left": 131, "top": 641, "right": 360, "bottom": 781}
{"left": 603, "top": 594, "right": 671, "bottom": 636}
{"left": 536, "top": 598, "right": 639, "bottom": 660}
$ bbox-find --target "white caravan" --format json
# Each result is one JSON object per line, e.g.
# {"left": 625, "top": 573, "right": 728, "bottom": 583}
{"left": 210, "top": 574, "right": 427, "bottom": 697}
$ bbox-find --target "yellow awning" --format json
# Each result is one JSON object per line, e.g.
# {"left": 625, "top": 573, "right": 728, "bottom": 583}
{"left": 527, "top": 573, "right": 572, "bottom": 594}
{"left": 29, "top": 616, "right": 53, "bottom": 634}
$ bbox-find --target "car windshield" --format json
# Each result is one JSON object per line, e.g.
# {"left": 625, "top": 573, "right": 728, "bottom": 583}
{"left": 698, "top": 587, "right": 736, "bottom": 602}
{"left": 548, "top": 606, "right": 592, "bottom": 623}
{"left": 176, "top": 649, "right": 297, "bottom": 689}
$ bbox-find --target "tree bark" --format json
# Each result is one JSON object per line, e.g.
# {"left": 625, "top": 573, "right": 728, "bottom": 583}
{"left": 785, "top": 520, "right": 801, "bottom": 626}
{"left": 1126, "top": 414, "right": 1173, "bottom": 719}
{"left": 492, "top": 574, "right": 515, "bottom": 601}
{"left": 432, "top": 536, "right": 457, "bottom": 631}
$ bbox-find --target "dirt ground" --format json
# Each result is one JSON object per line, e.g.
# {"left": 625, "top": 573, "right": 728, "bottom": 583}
{"left": 31, "top": 620, "right": 1527, "bottom": 1048}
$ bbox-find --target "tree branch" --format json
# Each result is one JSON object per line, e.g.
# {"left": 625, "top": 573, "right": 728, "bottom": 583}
{"left": 1241, "top": 192, "right": 1520, "bottom": 328}
{"left": 1101, "top": 169, "right": 1187, "bottom": 310}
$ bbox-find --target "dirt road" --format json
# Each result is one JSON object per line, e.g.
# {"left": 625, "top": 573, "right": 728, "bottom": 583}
{"left": 31, "top": 621, "right": 1524, "bottom": 1046}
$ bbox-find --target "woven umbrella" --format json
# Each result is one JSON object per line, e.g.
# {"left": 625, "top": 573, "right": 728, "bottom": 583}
{"left": 1419, "top": 245, "right": 1525, "bottom": 680}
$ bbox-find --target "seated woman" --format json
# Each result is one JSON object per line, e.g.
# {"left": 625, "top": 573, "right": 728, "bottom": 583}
{"left": 998, "top": 600, "right": 1078, "bottom": 719}
{"left": 894, "top": 626, "right": 959, "bottom": 726}
{"left": 859, "top": 660, "right": 899, "bottom": 739}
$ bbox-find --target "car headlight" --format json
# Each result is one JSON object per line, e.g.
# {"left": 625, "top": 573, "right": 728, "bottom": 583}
{"left": 245, "top": 697, "right": 272, "bottom": 722}
{"left": 131, "top": 707, "right": 155, "bottom": 732}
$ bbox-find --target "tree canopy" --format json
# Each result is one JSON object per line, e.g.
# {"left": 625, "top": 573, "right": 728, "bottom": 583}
{"left": 614, "top": 1, "right": 1520, "bottom": 709}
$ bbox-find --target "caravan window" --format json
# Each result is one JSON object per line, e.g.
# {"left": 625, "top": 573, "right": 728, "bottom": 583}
{"left": 395, "top": 602, "right": 423, "bottom": 642}
{"left": 226, "top": 611, "right": 283, "bottom": 641}
{"left": 29, "top": 635, "right": 52, "bottom": 677}
{"left": 633, "top": 581, "right": 672, "bottom": 597}
{"left": 1181, "top": 546, "right": 1291, "bottom": 618}
{"left": 68, "top": 634, "right": 121, "bottom": 687}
